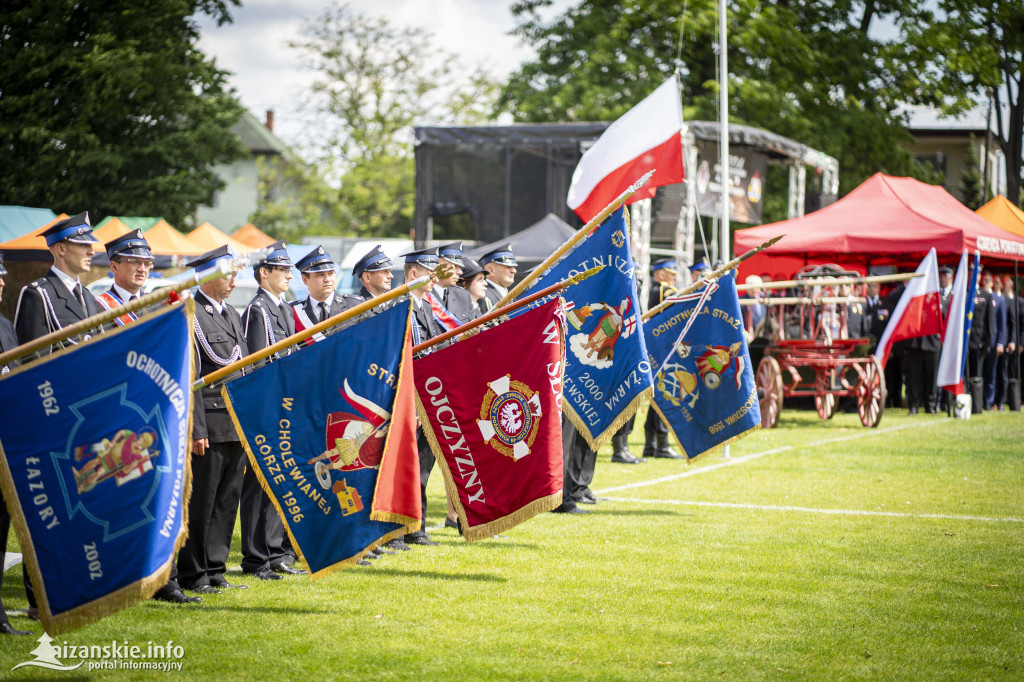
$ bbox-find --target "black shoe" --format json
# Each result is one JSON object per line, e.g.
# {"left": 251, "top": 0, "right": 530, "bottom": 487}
{"left": 405, "top": 534, "right": 439, "bottom": 546}
{"left": 245, "top": 568, "right": 284, "bottom": 581}
{"left": 209, "top": 578, "right": 248, "bottom": 589}
{"left": 908, "top": 406, "right": 919, "bottom": 415}
{"left": 384, "top": 538, "right": 412, "bottom": 551}
{"left": 925, "top": 407, "right": 937, "bottom": 414}
{"left": 372, "top": 545, "right": 397, "bottom": 555}
{"left": 153, "top": 588, "right": 203, "bottom": 604}
{"left": 271, "top": 562, "right": 308, "bottom": 575}
{"left": 0, "top": 622, "right": 33, "bottom": 635}
{"left": 551, "top": 502, "right": 589, "bottom": 514}
{"left": 356, "top": 559, "right": 373, "bottom": 566}
{"left": 444, "top": 517, "right": 460, "bottom": 529}
{"left": 186, "top": 584, "right": 222, "bottom": 595}
{"left": 653, "top": 432, "right": 684, "bottom": 459}
{"left": 611, "top": 450, "right": 641, "bottom": 464}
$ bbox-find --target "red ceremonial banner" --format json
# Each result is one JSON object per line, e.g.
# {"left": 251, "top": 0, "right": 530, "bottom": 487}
{"left": 414, "top": 299, "right": 566, "bottom": 541}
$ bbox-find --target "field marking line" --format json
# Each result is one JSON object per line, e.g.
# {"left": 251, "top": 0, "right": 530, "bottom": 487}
{"left": 598, "top": 496, "right": 1024, "bottom": 524}
{"left": 596, "top": 421, "right": 926, "bottom": 496}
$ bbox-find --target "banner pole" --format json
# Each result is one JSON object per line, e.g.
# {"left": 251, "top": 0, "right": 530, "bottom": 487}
{"left": 412, "top": 265, "right": 603, "bottom": 354}
{"left": 0, "top": 250, "right": 272, "bottom": 368}
{"left": 494, "top": 170, "right": 655, "bottom": 309}
{"left": 642, "top": 235, "right": 783, "bottom": 321}
{"left": 193, "top": 272, "right": 441, "bottom": 390}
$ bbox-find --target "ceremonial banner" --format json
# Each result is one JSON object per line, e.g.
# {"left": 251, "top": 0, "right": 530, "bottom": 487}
{"left": 414, "top": 299, "right": 565, "bottom": 541}
{"left": 223, "top": 301, "right": 420, "bottom": 577}
{"left": 937, "top": 250, "right": 978, "bottom": 394}
{"left": 877, "top": 248, "right": 942, "bottom": 367}
{"left": 514, "top": 207, "right": 653, "bottom": 449}
{"left": 0, "top": 302, "right": 194, "bottom": 633}
{"left": 644, "top": 274, "right": 759, "bottom": 461}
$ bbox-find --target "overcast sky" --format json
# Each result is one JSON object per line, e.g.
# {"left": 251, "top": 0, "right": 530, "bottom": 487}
{"left": 196, "top": 0, "right": 570, "bottom": 143}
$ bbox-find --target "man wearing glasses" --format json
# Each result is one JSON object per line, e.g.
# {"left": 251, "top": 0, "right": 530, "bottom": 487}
{"left": 96, "top": 230, "right": 154, "bottom": 324}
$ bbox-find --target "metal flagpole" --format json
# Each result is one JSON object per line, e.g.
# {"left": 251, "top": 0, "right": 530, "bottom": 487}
{"left": 718, "top": 0, "right": 731, "bottom": 457}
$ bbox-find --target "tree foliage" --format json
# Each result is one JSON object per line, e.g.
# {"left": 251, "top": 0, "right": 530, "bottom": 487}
{"left": 960, "top": 135, "right": 985, "bottom": 209}
{"left": 0, "top": 1, "right": 247, "bottom": 226}
{"left": 501, "top": 0, "right": 942, "bottom": 219}
{"left": 281, "top": 1, "right": 501, "bottom": 238}
{"left": 901, "top": 0, "right": 1024, "bottom": 205}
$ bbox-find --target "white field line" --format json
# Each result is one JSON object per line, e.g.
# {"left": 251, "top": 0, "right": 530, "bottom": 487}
{"left": 598, "top": 497, "right": 1024, "bottom": 523}
{"left": 595, "top": 421, "right": 924, "bottom": 496}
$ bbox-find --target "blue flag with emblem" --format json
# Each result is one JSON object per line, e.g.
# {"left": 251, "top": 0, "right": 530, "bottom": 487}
{"left": 513, "top": 207, "right": 652, "bottom": 449}
{"left": 0, "top": 302, "right": 194, "bottom": 634}
{"left": 644, "top": 273, "right": 759, "bottom": 461}
{"left": 223, "top": 300, "right": 420, "bottom": 578}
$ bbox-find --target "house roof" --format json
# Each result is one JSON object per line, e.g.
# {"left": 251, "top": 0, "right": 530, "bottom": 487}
{"left": 233, "top": 110, "right": 289, "bottom": 156}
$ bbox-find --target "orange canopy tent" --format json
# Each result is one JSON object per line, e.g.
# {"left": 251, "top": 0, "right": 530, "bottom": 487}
{"left": 187, "top": 222, "right": 253, "bottom": 254}
{"left": 976, "top": 195, "right": 1024, "bottom": 239}
{"left": 91, "top": 216, "right": 134, "bottom": 246}
{"left": 232, "top": 223, "right": 277, "bottom": 249}
{"left": 145, "top": 220, "right": 205, "bottom": 257}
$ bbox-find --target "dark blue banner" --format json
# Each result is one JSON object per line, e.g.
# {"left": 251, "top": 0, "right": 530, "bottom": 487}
{"left": 644, "top": 274, "right": 760, "bottom": 460}
{"left": 0, "top": 303, "right": 193, "bottom": 633}
{"left": 223, "top": 301, "right": 419, "bottom": 578}
{"left": 515, "top": 208, "right": 652, "bottom": 449}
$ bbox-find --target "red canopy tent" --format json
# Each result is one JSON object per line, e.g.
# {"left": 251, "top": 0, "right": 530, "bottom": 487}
{"left": 734, "top": 173, "right": 1024, "bottom": 281}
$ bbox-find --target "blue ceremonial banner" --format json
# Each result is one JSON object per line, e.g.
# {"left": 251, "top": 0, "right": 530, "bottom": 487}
{"left": 223, "top": 301, "right": 420, "bottom": 578}
{"left": 644, "top": 273, "right": 759, "bottom": 461}
{"left": 0, "top": 302, "right": 194, "bottom": 633}
{"left": 514, "top": 207, "right": 652, "bottom": 449}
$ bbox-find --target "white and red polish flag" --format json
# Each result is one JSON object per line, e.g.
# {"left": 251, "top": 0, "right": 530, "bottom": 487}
{"left": 567, "top": 75, "right": 684, "bottom": 222}
{"left": 876, "top": 248, "right": 942, "bottom": 367}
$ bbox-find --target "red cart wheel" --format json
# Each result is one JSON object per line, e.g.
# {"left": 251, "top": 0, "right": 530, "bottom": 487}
{"left": 756, "top": 356, "right": 783, "bottom": 428}
{"left": 815, "top": 392, "right": 836, "bottom": 420}
{"left": 857, "top": 357, "right": 886, "bottom": 427}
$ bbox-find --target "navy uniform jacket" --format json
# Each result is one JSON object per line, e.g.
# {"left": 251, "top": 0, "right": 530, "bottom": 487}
{"left": 298, "top": 292, "right": 361, "bottom": 324}
{"left": 482, "top": 280, "right": 505, "bottom": 311}
{"left": 846, "top": 301, "right": 867, "bottom": 338}
{"left": 192, "top": 290, "right": 247, "bottom": 443}
{"left": 411, "top": 296, "right": 442, "bottom": 346}
{"left": 969, "top": 289, "right": 994, "bottom": 353}
{"left": 242, "top": 288, "right": 295, "bottom": 354}
{"left": 991, "top": 292, "right": 1008, "bottom": 349}
{"left": 0, "top": 315, "right": 17, "bottom": 359}
{"left": 864, "top": 295, "right": 888, "bottom": 340}
{"left": 1005, "top": 294, "right": 1018, "bottom": 350}
{"left": 14, "top": 269, "right": 104, "bottom": 344}
{"left": 442, "top": 286, "right": 479, "bottom": 325}
{"left": 647, "top": 281, "right": 678, "bottom": 312}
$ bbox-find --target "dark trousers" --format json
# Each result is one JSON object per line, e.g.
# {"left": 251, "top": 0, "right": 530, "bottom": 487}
{"left": 644, "top": 404, "right": 668, "bottom": 435}
{"left": 178, "top": 441, "right": 245, "bottom": 588}
{"left": 240, "top": 465, "right": 287, "bottom": 573}
{"left": 967, "top": 347, "right": 986, "bottom": 380}
{"left": 885, "top": 353, "right": 904, "bottom": 408}
{"left": 561, "top": 416, "right": 593, "bottom": 503}
{"left": 983, "top": 350, "right": 1000, "bottom": 408}
{"left": 407, "top": 429, "right": 434, "bottom": 538}
{"left": 905, "top": 349, "right": 938, "bottom": 410}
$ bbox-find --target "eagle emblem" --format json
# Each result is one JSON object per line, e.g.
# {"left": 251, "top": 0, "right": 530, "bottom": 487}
{"left": 477, "top": 374, "right": 543, "bottom": 460}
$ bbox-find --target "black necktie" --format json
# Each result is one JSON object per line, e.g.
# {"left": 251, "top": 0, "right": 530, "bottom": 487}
{"left": 318, "top": 301, "right": 328, "bottom": 323}
{"left": 222, "top": 305, "right": 232, "bottom": 322}
{"left": 73, "top": 283, "right": 86, "bottom": 310}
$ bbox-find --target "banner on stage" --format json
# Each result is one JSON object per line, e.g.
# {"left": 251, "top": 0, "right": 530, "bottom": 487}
{"left": 513, "top": 207, "right": 652, "bottom": 449}
{"left": 644, "top": 273, "right": 759, "bottom": 460}
{"left": 0, "top": 302, "right": 194, "bottom": 633}
{"left": 414, "top": 299, "right": 565, "bottom": 541}
{"left": 224, "top": 301, "right": 420, "bottom": 578}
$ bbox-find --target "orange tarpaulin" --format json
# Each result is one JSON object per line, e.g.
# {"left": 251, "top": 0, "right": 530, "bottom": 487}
{"left": 145, "top": 220, "right": 206, "bottom": 256}
{"left": 976, "top": 195, "right": 1024, "bottom": 239}
{"left": 0, "top": 214, "right": 67, "bottom": 250}
{"left": 187, "top": 222, "right": 253, "bottom": 254}
{"left": 91, "top": 216, "right": 134, "bottom": 246}
{"left": 232, "top": 223, "right": 276, "bottom": 249}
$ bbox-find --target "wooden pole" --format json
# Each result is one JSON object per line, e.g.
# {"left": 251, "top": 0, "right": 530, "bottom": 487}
{"left": 193, "top": 274, "right": 433, "bottom": 390}
{"left": 642, "top": 235, "right": 783, "bottom": 321}
{"left": 412, "top": 265, "right": 604, "bottom": 354}
{"left": 494, "top": 170, "right": 655, "bottom": 308}
{"left": 734, "top": 271, "right": 922, "bottom": 292}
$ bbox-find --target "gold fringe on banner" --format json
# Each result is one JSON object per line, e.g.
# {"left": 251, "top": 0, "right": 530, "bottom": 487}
{"left": 563, "top": 385, "right": 653, "bottom": 453}
{"left": 650, "top": 399, "right": 761, "bottom": 465}
{"left": 0, "top": 300, "right": 196, "bottom": 634}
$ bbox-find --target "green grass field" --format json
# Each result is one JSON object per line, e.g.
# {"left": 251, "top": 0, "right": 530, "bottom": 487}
{"left": 2, "top": 406, "right": 1022, "bottom": 680}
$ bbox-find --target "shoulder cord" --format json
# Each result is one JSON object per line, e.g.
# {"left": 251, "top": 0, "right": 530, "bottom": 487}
{"left": 193, "top": 315, "right": 243, "bottom": 367}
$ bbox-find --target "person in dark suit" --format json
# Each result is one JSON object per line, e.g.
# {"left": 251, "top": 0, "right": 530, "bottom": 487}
{"left": 436, "top": 242, "right": 479, "bottom": 325}
{"left": 902, "top": 267, "right": 948, "bottom": 415}
{"left": 402, "top": 248, "right": 445, "bottom": 546}
{"left": 480, "top": 244, "right": 518, "bottom": 311}
{"left": 936, "top": 267, "right": 955, "bottom": 412}
{"left": 0, "top": 254, "right": 32, "bottom": 635}
{"left": 353, "top": 244, "right": 396, "bottom": 302}
{"left": 841, "top": 281, "right": 868, "bottom": 339}
{"left": 238, "top": 241, "right": 307, "bottom": 581}
{"left": 968, "top": 270, "right": 994, "bottom": 382}
{"left": 864, "top": 282, "right": 889, "bottom": 345}
{"left": 640, "top": 259, "right": 685, "bottom": 460}
{"left": 982, "top": 271, "right": 1008, "bottom": 409}
{"left": 292, "top": 245, "right": 363, "bottom": 333}
{"left": 14, "top": 212, "right": 105, "bottom": 345}
{"left": 457, "top": 258, "right": 489, "bottom": 316}
{"left": 1009, "top": 276, "right": 1024, "bottom": 394}
{"left": 177, "top": 246, "right": 250, "bottom": 595}
{"left": 882, "top": 282, "right": 907, "bottom": 409}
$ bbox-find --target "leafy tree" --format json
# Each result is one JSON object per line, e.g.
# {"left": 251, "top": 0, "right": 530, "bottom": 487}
{"left": 283, "top": 1, "right": 500, "bottom": 238}
{"left": 901, "top": 0, "right": 1024, "bottom": 205}
{"left": 960, "top": 135, "right": 985, "bottom": 209}
{"left": 0, "top": 1, "right": 247, "bottom": 226}
{"left": 501, "top": 0, "right": 940, "bottom": 220}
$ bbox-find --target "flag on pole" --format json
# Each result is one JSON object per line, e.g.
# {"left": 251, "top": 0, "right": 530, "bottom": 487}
{"left": 0, "top": 302, "right": 194, "bottom": 634}
{"left": 512, "top": 207, "right": 653, "bottom": 450}
{"left": 414, "top": 299, "right": 565, "bottom": 541}
{"left": 644, "top": 273, "right": 760, "bottom": 461}
{"left": 567, "top": 75, "right": 685, "bottom": 222}
{"left": 876, "top": 248, "right": 942, "bottom": 367}
{"left": 937, "top": 250, "right": 978, "bottom": 394}
{"left": 223, "top": 301, "right": 420, "bottom": 577}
